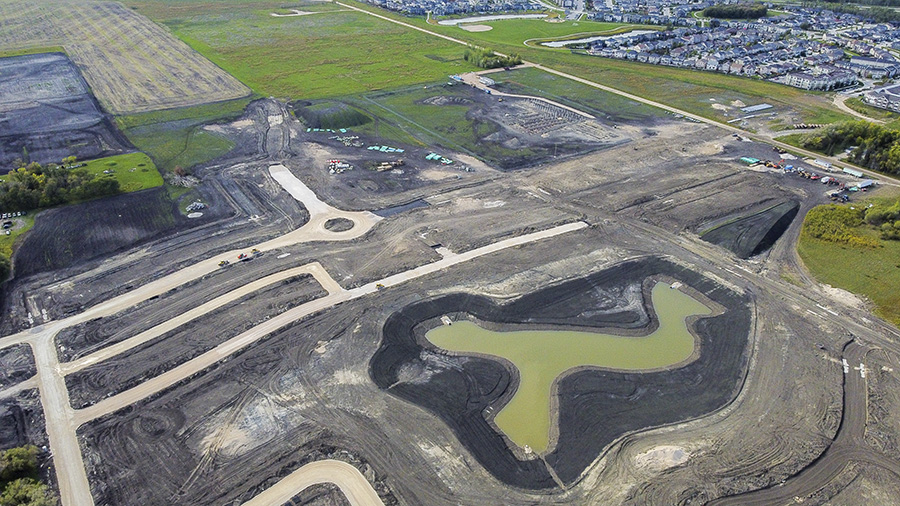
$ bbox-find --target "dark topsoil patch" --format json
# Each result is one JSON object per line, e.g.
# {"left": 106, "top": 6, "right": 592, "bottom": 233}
{"left": 12, "top": 185, "right": 227, "bottom": 278}
{"left": 701, "top": 200, "right": 800, "bottom": 258}
{"left": 0, "top": 53, "right": 130, "bottom": 169}
{"left": 370, "top": 256, "right": 751, "bottom": 488}
{"left": 65, "top": 274, "right": 327, "bottom": 409}
{"left": 0, "top": 344, "right": 36, "bottom": 386}
{"left": 324, "top": 217, "right": 354, "bottom": 232}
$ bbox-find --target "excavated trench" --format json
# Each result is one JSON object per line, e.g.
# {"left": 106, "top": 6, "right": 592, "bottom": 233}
{"left": 370, "top": 256, "right": 752, "bottom": 487}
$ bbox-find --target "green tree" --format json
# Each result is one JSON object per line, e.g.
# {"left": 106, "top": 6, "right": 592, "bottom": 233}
{"left": 0, "top": 478, "right": 57, "bottom": 506}
{"left": 0, "top": 446, "right": 38, "bottom": 481}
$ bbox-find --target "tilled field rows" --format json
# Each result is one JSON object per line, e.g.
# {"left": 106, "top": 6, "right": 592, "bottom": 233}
{"left": 0, "top": 0, "right": 249, "bottom": 114}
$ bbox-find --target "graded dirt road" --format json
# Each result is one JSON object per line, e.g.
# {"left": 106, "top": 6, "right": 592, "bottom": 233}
{"left": 73, "top": 221, "right": 588, "bottom": 425}
{"left": 709, "top": 341, "right": 900, "bottom": 505}
{"left": 241, "top": 460, "right": 384, "bottom": 506}
{"left": 832, "top": 93, "right": 885, "bottom": 124}
{"left": 0, "top": 164, "right": 384, "bottom": 506}
{"left": 59, "top": 264, "right": 338, "bottom": 375}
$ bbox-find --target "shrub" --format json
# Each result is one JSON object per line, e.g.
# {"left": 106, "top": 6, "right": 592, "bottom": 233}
{"left": 802, "top": 205, "right": 880, "bottom": 247}
{"left": 0, "top": 446, "right": 38, "bottom": 481}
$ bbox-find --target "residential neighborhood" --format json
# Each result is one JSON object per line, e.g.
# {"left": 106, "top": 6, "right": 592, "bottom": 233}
{"left": 364, "top": 0, "right": 900, "bottom": 99}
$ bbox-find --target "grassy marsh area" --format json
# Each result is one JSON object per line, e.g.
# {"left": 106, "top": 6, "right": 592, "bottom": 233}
{"left": 80, "top": 152, "right": 164, "bottom": 192}
{"left": 116, "top": 99, "right": 249, "bottom": 173}
{"left": 126, "top": 0, "right": 477, "bottom": 99}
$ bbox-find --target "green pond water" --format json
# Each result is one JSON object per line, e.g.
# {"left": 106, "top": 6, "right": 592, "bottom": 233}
{"left": 425, "top": 282, "right": 712, "bottom": 453}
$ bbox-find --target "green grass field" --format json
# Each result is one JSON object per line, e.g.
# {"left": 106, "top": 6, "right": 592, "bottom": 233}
{"left": 0, "top": 46, "right": 66, "bottom": 58}
{"left": 80, "top": 152, "right": 164, "bottom": 192}
{"left": 0, "top": 213, "right": 35, "bottom": 263}
{"left": 117, "top": 98, "right": 249, "bottom": 174}
{"left": 115, "top": 97, "right": 252, "bottom": 130}
{"left": 433, "top": 18, "right": 657, "bottom": 48}
{"left": 336, "top": 0, "right": 854, "bottom": 126}
{"left": 491, "top": 66, "right": 664, "bottom": 122}
{"left": 127, "top": 0, "right": 478, "bottom": 100}
{"left": 844, "top": 97, "right": 900, "bottom": 129}
{"left": 125, "top": 0, "right": 854, "bottom": 126}
{"left": 125, "top": 125, "right": 234, "bottom": 174}
{"left": 799, "top": 218, "right": 900, "bottom": 326}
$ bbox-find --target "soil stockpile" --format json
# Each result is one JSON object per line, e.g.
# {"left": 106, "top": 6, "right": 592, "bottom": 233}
{"left": 370, "top": 256, "right": 751, "bottom": 487}
{"left": 701, "top": 201, "right": 800, "bottom": 258}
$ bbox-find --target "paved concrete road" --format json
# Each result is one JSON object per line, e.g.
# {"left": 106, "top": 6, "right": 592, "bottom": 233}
{"left": 241, "top": 460, "right": 384, "bottom": 506}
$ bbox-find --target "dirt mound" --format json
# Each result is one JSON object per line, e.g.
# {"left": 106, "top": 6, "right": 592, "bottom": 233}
{"left": 701, "top": 201, "right": 800, "bottom": 258}
{"left": 370, "top": 256, "right": 751, "bottom": 487}
{"left": 421, "top": 95, "right": 473, "bottom": 107}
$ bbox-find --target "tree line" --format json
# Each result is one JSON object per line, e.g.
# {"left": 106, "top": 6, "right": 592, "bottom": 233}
{"left": 806, "top": 1, "right": 900, "bottom": 22}
{"left": 0, "top": 159, "right": 120, "bottom": 213}
{"left": 865, "top": 198, "right": 900, "bottom": 240}
{"left": 799, "top": 121, "right": 900, "bottom": 176}
{"left": 803, "top": 197, "right": 900, "bottom": 246}
{"left": 703, "top": 3, "right": 768, "bottom": 19}
{"left": 463, "top": 46, "right": 522, "bottom": 69}
{"left": 802, "top": 204, "right": 879, "bottom": 247}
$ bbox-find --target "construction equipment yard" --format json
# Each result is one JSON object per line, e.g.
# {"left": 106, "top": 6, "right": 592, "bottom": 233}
{"left": 2, "top": 44, "right": 900, "bottom": 506}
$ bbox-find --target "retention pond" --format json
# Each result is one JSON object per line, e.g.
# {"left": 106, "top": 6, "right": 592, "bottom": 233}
{"left": 426, "top": 282, "right": 711, "bottom": 453}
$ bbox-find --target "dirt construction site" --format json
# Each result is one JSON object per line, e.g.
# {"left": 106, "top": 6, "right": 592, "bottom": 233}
{"left": 2, "top": 68, "right": 900, "bottom": 506}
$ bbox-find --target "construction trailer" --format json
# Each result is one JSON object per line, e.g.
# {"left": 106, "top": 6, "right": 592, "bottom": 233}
{"left": 843, "top": 167, "right": 864, "bottom": 178}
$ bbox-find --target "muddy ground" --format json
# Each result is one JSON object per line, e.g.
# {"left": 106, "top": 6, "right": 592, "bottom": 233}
{"left": 0, "top": 53, "right": 130, "bottom": 169}
{"left": 66, "top": 274, "right": 328, "bottom": 409}
{"left": 0, "top": 343, "right": 35, "bottom": 387}
{"left": 0, "top": 389, "right": 54, "bottom": 495}
{"left": 2, "top": 91, "right": 894, "bottom": 505}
